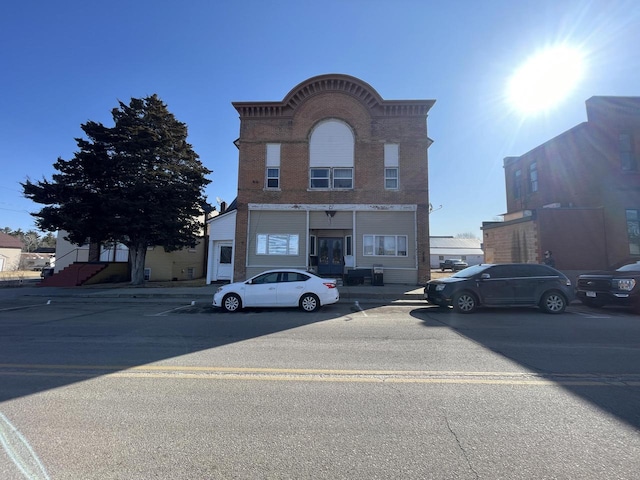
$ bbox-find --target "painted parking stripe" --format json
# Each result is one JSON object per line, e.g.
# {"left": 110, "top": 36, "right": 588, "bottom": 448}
{"left": 572, "top": 311, "right": 613, "bottom": 318}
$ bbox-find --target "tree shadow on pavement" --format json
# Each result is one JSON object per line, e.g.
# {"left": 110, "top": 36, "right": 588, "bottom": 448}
{"left": 0, "top": 297, "right": 342, "bottom": 404}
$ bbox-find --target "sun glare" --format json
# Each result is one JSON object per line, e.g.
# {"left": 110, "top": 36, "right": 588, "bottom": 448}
{"left": 507, "top": 46, "right": 585, "bottom": 115}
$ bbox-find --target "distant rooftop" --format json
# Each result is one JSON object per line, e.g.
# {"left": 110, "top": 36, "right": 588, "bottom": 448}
{"left": 430, "top": 236, "right": 483, "bottom": 250}
{"left": 0, "top": 232, "right": 24, "bottom": 249}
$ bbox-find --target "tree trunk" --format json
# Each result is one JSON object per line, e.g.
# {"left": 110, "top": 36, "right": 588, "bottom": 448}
{"left": 129, "top": 242, "right": 147, "bottom": 285}
{"left": 88, "top": 242, "right": 101, "bottom": 262}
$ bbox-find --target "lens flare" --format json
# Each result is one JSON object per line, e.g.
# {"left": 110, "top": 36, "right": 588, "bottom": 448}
{"left": 508, "top": 46, "right": 585, "bottom": 115}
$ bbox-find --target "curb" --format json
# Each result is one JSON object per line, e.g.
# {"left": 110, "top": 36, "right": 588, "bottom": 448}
{"left": 19, "top": 291, "right": 425, "bottom": 305}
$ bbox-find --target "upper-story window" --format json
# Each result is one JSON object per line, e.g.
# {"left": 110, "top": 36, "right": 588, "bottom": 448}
{"left": 384, "top": 144, "right": 399, "bottom": 189}
{"left": 310, "top": 168, "right": 330, "bottom": 188}
{"left": 267, "top": 168, "right": 280, "bottom": 188}
{"left": 309, "top": 119, "right": 354, "bottom": 190}
{"left": 513, "top": 169, "right": 522, "bottom": 199}
{"left": 309, "top": 167, "right": 353, "bottom": 189}
{"left": 333, "top": 168, "right": 353, "bottom": 188}
{"left": 266, "top": 144, "right": 280, "bottom": 189}
{"left": 620, "top": 133, "right": 637, "bottom": 171}
{"left": 529, "top": 162, "right": 538, "bottom": 193}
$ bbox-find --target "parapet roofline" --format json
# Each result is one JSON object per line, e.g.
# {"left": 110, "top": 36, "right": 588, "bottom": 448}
{"left": 233, "top": 73, "right": 435, "bottom": 118}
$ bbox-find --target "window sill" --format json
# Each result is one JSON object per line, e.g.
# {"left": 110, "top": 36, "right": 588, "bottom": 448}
{"left": 307, "top": 188, "right": 354, "bottom": 192}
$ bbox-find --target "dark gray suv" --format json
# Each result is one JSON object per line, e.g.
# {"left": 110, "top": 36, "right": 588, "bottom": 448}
{"left": 424, "top": 263, "right": 574, "bottom": 314}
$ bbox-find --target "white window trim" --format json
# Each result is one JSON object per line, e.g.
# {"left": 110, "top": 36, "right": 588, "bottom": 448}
{"left": 333, "top": 167, "right": 353, "bottom": 189}
{"left": 344, "top": 235, "right": 353, "bottom": 256}
{"left": 309, "top": 235, "right": 316, "bottom": 256}
{"left": 266, "top": 167, "right": 280, "bottom": 189}
{"left": 310, "top": 168, "right": 330, "bottom": 189}
{"left": 309, "top": 167, "right": 353, "bottom": 190}
{"left": 266, "top": 144, "right": 281, "bottom": 189}
{"left": 363, "top": 234, "right": 408, "bottom": 257}
{"left": 248, "top": 204, "right": 417, "bottom": 212}
{"left": 384, "top": 144, "right": 399, "bottom": 190}
{"left": 256, "top": 234, "right": 299, "bottom": 256}
{"left": 385, "top": 167, "right": 399, "bottom": 190}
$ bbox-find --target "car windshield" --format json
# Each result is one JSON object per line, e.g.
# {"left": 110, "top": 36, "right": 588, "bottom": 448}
{"left": 451, "top": 264, "right": 490, "bottom": 278}
{"left": 616, "top": 262, "right": 640, "bottom": 273}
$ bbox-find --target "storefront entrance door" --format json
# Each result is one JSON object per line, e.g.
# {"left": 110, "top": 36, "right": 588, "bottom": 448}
{"left": 317, "top": 237, "right": 343, "bottom": 276}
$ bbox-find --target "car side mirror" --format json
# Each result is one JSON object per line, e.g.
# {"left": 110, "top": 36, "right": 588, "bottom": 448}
{"left": 481, "top": 273, "right": 491, "bottom": 279}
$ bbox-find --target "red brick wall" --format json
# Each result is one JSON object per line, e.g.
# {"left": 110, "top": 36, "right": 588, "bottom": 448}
{"left": 236, "top": 92, "right": 430, "bottom": 207}
{"left": 483, "top": 208, "right": 609, "bottom": 270}
{"left": 498, "top": 97, "right": 640, "bottom": 271}
{"left": 232, "top": 75, "right": 433, "bottom": 283}
{"left": 536, "top": 208, "right": 607, "bottom": 270}
{"left": 503, "top": 125, "right": 605, "bottom": 213}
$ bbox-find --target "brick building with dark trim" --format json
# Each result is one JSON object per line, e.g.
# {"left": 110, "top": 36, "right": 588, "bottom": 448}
{"left": 483, "top": 96, "right": 640, "bottom": 271}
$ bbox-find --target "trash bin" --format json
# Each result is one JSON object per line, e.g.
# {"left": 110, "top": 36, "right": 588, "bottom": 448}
{"left": 372, "top": 264, "right": 384, "bottom": 286}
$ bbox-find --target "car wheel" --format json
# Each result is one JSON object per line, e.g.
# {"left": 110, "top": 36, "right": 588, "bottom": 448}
{"left": 299, "top": 293, "right": 320, "bottom": 312}
{"left": 222, "top": 293, "right": 242, "bottom": 312}
{"left": 540, "top": 291, "right": 566, "bottom": 314}
{"left": 452, "top": 291, "right": 477, "bottom": 313}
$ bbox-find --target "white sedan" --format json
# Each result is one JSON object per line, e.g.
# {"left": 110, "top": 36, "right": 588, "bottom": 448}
{"left": 213, "top": 269, "right": 340, "bottom": 312}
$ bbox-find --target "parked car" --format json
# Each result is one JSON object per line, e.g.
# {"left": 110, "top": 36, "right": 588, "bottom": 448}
{"left": 576, "top": 261, "right": 640, "bottom": 311}
{"left": 213, "top": 269, "right": 339, "bottom": 313}
{"left": 439, "top": 259, "right": 468, "bottom": 272}
{"left": 424, "top": 263, "right": 574, "bottom": 314}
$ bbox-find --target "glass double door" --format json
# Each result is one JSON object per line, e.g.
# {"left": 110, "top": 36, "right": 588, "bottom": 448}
{"left": 317, "top": 237, "right": 343, "bottom": 276}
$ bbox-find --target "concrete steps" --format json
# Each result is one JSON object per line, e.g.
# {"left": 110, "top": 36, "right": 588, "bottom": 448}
{"left": 39, "top": 262, "right": 108, "bottom": 287}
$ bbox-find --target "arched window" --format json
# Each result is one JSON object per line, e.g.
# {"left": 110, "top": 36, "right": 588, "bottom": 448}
{"left": 309, "top": 120, "right": 354, "bottom": 189}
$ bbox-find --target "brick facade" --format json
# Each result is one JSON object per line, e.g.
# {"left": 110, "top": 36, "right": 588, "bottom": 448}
{"left": 484, "top": 96, "right": 640, "bottom": 270}
{"left": 231, "top": 74, "right": 435, "bottom": 283}
{"left": 483, "top": 217, "right": 538, "bottom": 264}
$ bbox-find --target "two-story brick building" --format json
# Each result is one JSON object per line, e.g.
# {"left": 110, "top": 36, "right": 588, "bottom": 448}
{"left": 207, "top": 74, "right": 435, "bottom": 284}
{"left": 482, "top": 96, "right": 640, "bottom": 271}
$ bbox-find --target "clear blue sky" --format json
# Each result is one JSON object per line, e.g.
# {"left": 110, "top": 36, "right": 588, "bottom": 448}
{"left": 1, "top": 0, "right": 639, "bottom": 238}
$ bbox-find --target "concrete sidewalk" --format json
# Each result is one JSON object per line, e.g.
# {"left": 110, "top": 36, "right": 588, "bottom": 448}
{"left": 0, "top": 281, "right": 426, "bottom": 305}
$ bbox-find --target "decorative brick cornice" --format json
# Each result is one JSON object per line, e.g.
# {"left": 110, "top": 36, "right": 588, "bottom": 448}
{"left": 232, "top": 74, "right": 435, "bottom": 119}
{"left": 284, "top": 74, "right": 382, "bottom": 110}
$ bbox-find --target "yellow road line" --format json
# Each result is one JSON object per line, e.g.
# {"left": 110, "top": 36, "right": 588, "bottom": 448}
{"left": 3, "top": 363, "right": 639, "bottom": 377}
{"left": 0, "top": 364, "right": 638, "bottom": 386}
